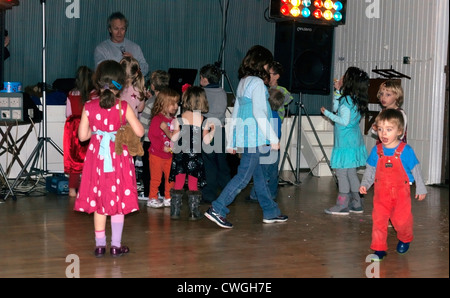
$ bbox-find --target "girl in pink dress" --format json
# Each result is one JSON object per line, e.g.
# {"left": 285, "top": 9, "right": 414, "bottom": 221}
{"left": 74, "top": 60, "right": 144, "bottom": 257}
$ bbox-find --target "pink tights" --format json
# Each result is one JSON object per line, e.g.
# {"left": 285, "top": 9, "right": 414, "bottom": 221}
{"left": 174, "top": 173, "right": 198, "bottom": 191}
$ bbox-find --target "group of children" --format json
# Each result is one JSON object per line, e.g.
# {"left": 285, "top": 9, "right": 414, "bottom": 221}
{"left": 64, "top": 45, "right": 426, "bottom": 262}
{"left": 320, "top": 67, "right": 427, "bottom": 261}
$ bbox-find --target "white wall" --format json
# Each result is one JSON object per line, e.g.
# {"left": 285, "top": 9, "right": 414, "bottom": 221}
{"left": 1, "top": 105, "right": 65, "bottom": 179}
{"left": 334, "top": 0, "right": 449, "bottom": 184}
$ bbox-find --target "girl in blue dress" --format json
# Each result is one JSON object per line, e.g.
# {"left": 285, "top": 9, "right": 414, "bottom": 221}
{"left": 321, "top": 67, "right": 369, "bottom": 215}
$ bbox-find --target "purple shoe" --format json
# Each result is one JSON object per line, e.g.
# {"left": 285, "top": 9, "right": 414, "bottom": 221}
{"left": 94, "top": 246, "right": 106, "bottom": 258}
{"left": 110, "top": 245, "right": 130, "bottom": 257}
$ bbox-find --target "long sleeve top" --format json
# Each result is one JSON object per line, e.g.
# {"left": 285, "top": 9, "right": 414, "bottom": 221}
{"left": 94, "top": 38, "right": 149, "bottom": 76}
{"left": 226, "top": 76, "right": 278, "bottom": 150}
{"left": 148, "top": 113, "right": 174, "bottom": 159}
{"left": 139, "top": 95, "right": 155, "bottom": 142}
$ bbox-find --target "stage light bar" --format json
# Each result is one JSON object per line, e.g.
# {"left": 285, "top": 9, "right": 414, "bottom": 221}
{"left": 270, "top": 0, "right": 346, "bottom": 26}
{"left": 0, "top": 0, "right": 20, "bottom": 10}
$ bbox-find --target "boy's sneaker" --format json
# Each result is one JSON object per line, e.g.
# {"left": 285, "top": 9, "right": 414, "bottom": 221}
{"left": 163, "top": 198, "right": 171, "bottom": 207}
{"left": 371, "top": 251, "right": 387, "bottom": 261}
{"left": 147, "top": 198, "right": 164, "bottom": 208}
{"left": 324, "top": 206, "right": 350, "bottom": 215}
{"left": 204, "top": 207, "right": 233, "bottom": 229}
{"left": 349, "top": 206, "right": 364, "bottom": 214}
{"left": 263, "top": 214, "right": 288, "bottom": 224}
{"left": 396, "top": 241, "right": 410, "bottom": 254}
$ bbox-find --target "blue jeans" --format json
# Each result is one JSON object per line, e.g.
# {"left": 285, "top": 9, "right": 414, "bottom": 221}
{"left": 212, "top": 146, "right": 281, "bottom": 220}
{"left": 250, "top": 146, "right": 279, "bottom": 200}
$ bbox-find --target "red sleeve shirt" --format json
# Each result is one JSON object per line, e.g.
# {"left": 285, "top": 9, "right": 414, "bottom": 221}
{"left": 148, "top": 113, "right": 174, "bottom": 159}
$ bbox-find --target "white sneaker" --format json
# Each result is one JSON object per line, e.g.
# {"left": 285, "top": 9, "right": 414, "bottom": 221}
{"left": 135, "top": 157, "right": 143, "bottom": 167}
{"left": 163, "top": 198, "right": 171, "bottom": 207}
{"left": 138, "top": 195, "right": 149, "bottom": 201}
{"left": 147, "top": 198, "right": 164, "bottom": 208}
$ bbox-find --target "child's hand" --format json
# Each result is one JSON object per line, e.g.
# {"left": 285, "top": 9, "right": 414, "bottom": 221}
{"left": 160, "top": 121, "right": 173, "bottom": 138}
{"left": 359, "top": 186, "right": 367, "bottom": 194}
{"left": 160, "top": 121, "right": 168, "bottom": 131}
{"left": 334, "top": 77, "right": 343, "bottom": 90}
{"left": 415, "top": 194, "right": 426, "bottom": 201}
{"left": 227, "top": 148, "right": 236, "bottom": 155}
{"left": 271, "top": 142, "right": 280, "bottom": 151}
{"left": 320, "top": 107, "right": 327, "bottom": 114}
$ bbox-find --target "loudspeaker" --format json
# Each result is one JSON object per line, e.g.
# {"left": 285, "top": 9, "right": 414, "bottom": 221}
{"left": 274, "top": 22, "right": 334, "bottom": 95}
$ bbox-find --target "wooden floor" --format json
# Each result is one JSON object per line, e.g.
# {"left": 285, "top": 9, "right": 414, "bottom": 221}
{"left": 0, "top": 172, "right": 448, "bottom": 279}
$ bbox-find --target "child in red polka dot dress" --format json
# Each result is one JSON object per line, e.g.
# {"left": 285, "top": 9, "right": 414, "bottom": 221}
{"left": 74, "top": 60, "right": 144, "bottom": 257}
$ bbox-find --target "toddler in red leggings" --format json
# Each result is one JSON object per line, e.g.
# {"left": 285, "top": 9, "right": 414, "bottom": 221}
{"left": 360, "top": 109, "right": 427, "bottom": 261}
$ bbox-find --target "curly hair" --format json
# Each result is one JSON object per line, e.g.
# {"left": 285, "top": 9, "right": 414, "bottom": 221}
{"left": 339, "top": 66, "right": 369, "bottom": 115}
{"left": 120, "top": 56, "right": 146, "bottom": 101}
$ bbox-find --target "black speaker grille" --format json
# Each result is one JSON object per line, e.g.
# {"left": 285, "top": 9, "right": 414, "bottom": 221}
{"left": 274, "top": 22, "right": 334, "bottom": 95}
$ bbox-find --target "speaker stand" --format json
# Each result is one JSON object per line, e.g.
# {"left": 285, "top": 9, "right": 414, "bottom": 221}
{"left": 279, "top": 93, "right": 337, "bottom": 185}
{"left": 216, "top": 0, "right": 236, "bottom": 100}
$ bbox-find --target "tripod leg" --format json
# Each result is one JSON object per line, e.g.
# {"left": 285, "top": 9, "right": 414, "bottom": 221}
{"left": 301, "top": 104, "right": 338, "bottom": 186}
{"left": 10, "top": 138, "right": 45, "bottom": 190}
{"left": 0, "top": 164, "right": 16, "bottom": 201}
{"left": 279, "top": 115, "right": 298, "bottom": 184}
{"left": 47, "top": 137, "right": 63, "bottom": 155}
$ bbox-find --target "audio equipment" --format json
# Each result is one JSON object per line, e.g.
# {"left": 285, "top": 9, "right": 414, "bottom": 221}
{"left": 274, "top": 21, "right": 334, "bottom": 95}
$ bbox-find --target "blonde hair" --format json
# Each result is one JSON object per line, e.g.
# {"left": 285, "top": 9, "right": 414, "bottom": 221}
{"left": 120, "top": 56, "right": 146, "bottom": 101}
{"left": 150, "top": 87, "right": 180, "bottom": 119}
{"left": 181, "top": 86, "right": 209, "bottom": 113}
{"left": 377, "top": 79, "right": 404, "bottom": 107}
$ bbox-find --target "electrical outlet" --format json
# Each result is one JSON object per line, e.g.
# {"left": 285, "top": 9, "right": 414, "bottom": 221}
{"left": 1, "top": 110, "right": 11, "bottom": 119}
{"left": 403, "top": 56, "right": 411, "bottom": 64}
